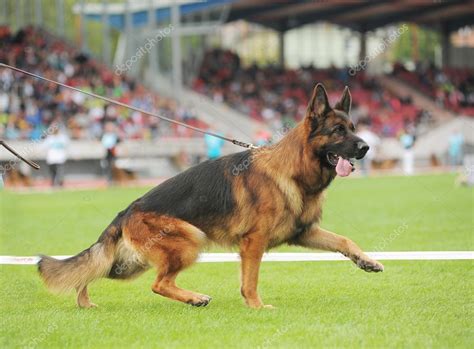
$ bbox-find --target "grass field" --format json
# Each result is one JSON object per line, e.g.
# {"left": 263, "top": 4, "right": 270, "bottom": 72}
{"left": 1, "top": 174, "right": 473, "bottom": 348}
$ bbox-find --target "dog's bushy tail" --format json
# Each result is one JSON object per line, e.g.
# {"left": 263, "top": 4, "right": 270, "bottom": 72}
{"left": 38, "top": 243, "right": 113, "bottom": 293}
{"left": 37, "top": 219, "right": 123, "bottom": 293}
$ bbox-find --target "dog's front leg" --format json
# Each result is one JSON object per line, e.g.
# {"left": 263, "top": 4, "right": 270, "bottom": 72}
{"left": 239, "top": 233, "right": 272, "bottom": 309}
{"left": 294, "top": 225, "right": 384, "bottom": 272}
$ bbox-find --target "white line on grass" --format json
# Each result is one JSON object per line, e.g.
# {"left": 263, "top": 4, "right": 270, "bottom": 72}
{"left": 0, "top": 251, "right": 472, "bottom": 265}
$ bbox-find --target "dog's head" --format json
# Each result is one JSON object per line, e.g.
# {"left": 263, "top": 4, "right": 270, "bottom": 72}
{"left": 305, "top": 83, "right": 368, "bottom": 177}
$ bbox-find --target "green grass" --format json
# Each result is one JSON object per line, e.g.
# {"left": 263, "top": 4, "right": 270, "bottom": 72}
{"left": 0, "top": 174, "right": 473, "bottom": 348}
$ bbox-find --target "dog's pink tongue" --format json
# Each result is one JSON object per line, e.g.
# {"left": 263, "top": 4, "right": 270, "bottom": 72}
{"left": 336, "top": 156, "right": 353, "bottom": 177}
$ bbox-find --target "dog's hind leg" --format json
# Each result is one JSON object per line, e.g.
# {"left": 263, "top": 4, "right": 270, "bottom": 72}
{"left": 76, "top": 285, "right": 97, "bottom": 308}
{"left": 123, "top": 212, "right": 211, "bottom": 306}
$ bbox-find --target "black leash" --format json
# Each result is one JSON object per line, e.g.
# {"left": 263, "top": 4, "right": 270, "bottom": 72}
{"left": 0, "top": 63, "right": 257, "bottom": 151}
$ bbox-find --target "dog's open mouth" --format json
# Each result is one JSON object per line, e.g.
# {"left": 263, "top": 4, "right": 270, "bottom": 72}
{"left": 326, "top": 152, "right": 355, "bottom": 177}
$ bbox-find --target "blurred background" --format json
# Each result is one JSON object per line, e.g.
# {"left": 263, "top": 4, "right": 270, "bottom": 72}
{"left": 0, "top": 0, "right": 473, "bottom": 189}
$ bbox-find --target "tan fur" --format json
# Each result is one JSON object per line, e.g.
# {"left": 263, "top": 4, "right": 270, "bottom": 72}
{"left": 123, "top": 212, "right": 210, "bottom": 305}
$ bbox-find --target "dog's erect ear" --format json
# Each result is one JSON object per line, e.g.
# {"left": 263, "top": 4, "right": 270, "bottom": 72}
{"left": 335, "top": 86, "right": 352, "bottom": 115}
{"left": 308, "top": 83, "right": 330, "bottom": 118}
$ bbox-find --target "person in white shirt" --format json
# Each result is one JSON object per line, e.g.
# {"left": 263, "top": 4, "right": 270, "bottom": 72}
{"left": 44, "top": 127, "right": 69, "bottom": 187}
{"left": 400, "top": 129, "right": 416, "bottom": 175}
{"left": 356, "top": 122, "right": 380, "bottom": 176}
{"left": 101, "top": 122, "right": 120, "bottom": 184}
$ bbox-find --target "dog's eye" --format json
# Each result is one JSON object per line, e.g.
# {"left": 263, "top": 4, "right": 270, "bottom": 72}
{"left": 333, "top": 125, "right": 346, "bottom": 135}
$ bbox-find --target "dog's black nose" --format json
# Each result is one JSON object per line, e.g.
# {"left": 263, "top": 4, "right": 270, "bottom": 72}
{"left": 356, "top": 141, "right": 369, "bottom": 159}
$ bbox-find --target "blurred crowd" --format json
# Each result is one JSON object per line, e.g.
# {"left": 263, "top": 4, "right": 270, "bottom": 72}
{"left": 393, "top": 63, "right": 474, "bottom": 116}
{"left": 4, "top": 28, "right": 470, "bottom": 144}
{"left": 0, "top": 26, "right": 207, "bottom": 141}
{"left": 193, "top": 48, "right": 429, "bottom": 138}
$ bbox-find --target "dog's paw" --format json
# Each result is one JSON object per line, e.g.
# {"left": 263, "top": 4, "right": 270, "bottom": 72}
{"left": 246, "top": 300, "right": 275, "bottom": 309}
{"left": 188, "top": 294, "right": 212, "bottom": 307}
{"left": 247, "top": 304, "right": 275, "bottom": 309}
{"left": 78, "top": 302, "right": 98, "bottom": 309}
{"left": 357, "top": 258, "right": 384, "bottom": 272}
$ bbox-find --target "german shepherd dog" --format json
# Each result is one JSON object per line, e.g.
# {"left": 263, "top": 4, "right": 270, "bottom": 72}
{"left": 38, "top": 84, "right": 383, "bottom": 309}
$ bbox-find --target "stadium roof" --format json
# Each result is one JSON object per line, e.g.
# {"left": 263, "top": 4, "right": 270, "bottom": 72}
{"left": 234, "top": 0, "right": 474, "bottom": 32}
{"left": 78, "top": 0, "right": 474, "bottom": 32}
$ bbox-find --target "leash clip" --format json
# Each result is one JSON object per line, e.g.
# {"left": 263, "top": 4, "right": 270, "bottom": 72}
{"left": 232, "top": 140, "right": 258, "bottom": 149}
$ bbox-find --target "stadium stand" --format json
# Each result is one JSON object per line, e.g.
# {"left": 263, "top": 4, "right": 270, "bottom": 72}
{"left": 193, "top": 48, "right": 426, "bottom": 137}
{"left": 392, "top": 63, "right": 474, "bottom": 116}
{"left": 1, "top": 27, "right": 470, "bottom": 143}
{"left": 0, "top": 26, "right": 208, "bottom": 141}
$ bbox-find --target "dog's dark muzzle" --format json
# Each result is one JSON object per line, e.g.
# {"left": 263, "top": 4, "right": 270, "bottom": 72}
{"left": 355, "top": 141, "right": 369, "bottom": 160}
